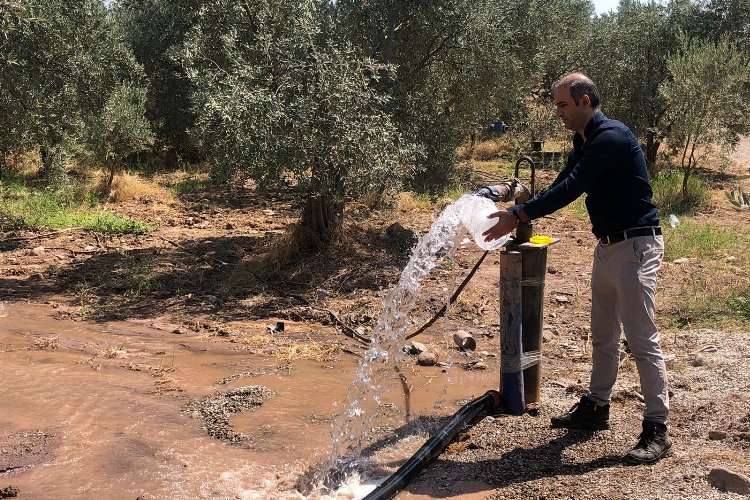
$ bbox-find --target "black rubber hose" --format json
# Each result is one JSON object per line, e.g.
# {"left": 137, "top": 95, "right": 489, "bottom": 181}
{"left": 364, "top": 390, "right": 502, "bottom": 500}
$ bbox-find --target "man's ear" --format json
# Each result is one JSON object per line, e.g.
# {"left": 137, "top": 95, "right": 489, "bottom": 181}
{"left": 581, "top": 94, "right": 591, "bottom": 107}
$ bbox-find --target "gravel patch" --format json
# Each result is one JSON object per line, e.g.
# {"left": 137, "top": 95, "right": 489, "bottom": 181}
{"left": 184, "top": 385, "right": 276, "bottom": 444}
{"left": 402, "top": 328, "right": 750, "bottom": 499}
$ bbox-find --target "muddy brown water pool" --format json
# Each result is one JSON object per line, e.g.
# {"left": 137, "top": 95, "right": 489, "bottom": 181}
{"left": 1, "top": 301, "right": 499, "bottom": 499}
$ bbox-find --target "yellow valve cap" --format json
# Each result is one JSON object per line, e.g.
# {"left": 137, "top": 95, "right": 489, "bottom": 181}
{"left": 529, "top": 235, "right": 553, "bottom": 245}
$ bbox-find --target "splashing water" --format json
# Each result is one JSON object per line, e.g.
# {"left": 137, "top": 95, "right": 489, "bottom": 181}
{"left": 315, "top": 194, "right": 508, "bottom": 493}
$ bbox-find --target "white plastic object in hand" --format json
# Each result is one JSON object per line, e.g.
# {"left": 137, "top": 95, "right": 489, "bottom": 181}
{"left": 460, "top": 196, "right": 511, "bottom": 251}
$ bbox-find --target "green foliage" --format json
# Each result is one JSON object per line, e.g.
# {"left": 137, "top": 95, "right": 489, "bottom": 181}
{"left": 0, "top": 0, "right": 149, "bottom": 185}
{"left": 121, "top": 254, "right": 158, "bottom": 296}
{"left": 663, "top": 218, "right": 750, "bottom": 329}
{"left": 668, "top": 280, "right": 750, "bottom": 329}
{"left": 651, "top": 169, "right": 711, "bottom": 216}
{"left": 585, "top": 1, "right": 680, "bottom": 169}
{"left": 660, "top": 34, "right": 750, "bottom": 194}
{"left": 162, "top": 176, "right": 210, "bottom": 195}
{"left": 0, "top": 179, "right": 150, "bottom": 233}
{"left": 114, "top": 0, "right": 203, "bottom": 157}
{"left": 561, "top": 195, "right": 589, "bottom": 221}
{"left": 180, "top": 0, "right": 417, "bottom": 242}
{"left": 663, "top": 219, "right": 738, "bottom": 262}
{"left": 333, "top": 0, "right": 595, "bottom": 192}
{"left": 85, "top": 85, "right": 154, "bottom": 187}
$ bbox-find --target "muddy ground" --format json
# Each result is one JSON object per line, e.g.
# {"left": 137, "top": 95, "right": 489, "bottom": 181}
{"left": 1, "top": 142, "right": 750, "bottom": 499}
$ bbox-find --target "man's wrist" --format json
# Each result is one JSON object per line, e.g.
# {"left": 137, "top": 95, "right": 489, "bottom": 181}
{"left": 507, "top": 205, "right": 530, "bottom": 223}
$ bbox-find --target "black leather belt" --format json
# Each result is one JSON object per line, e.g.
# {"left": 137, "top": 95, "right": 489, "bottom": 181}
{"left": 599, "top": 226, "right": 662, "bottom": 245}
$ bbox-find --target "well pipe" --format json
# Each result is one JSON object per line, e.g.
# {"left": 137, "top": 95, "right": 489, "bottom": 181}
{"left": 363, "top": 390, "right": 501, "bottom": 500}
{"left": 513, "top": 156, "right": 536, "bottom": 243}
{"left": 499, "top": 250, "right": 525, "bottom": 415}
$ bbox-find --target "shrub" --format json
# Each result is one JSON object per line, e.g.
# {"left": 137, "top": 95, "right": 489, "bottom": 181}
{"left": 652, "top": 169, "right": 711, "bottom": 216}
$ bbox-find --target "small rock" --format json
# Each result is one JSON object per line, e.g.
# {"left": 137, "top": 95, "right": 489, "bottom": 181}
{"left": 225, "top": 223, "right": 234, "bottom": 230}
{"left": 726, "top": 255, "right": 737, "bottom": 263}
{"left": 691, "top": 354, "right": 707, "bottom": 367}
{"left": 205, "top": 295, "right": 218, "bottom": 305}
{"left": 708, "top": 430, "right": 728, "bottom": 441}
{"left": 411, "top": 341, "right": 427, "bottom": 354}
{"left": 673, "top": 257, "right": 689, "bottom": 264}
{"left": 469, "top": 361, "right": 488, "bottom": 370}
{"left": 314, "top": 288, "right": 327, "bottom": 300}
{"left": 267, "top": 322, "right": 284, "bottom": 334}
{"left": 385, "top": 222, "right": 417, "bottom": 251}
{"left": 0, "top": 486, "right": 20, "bottom": 498}
{"left": 417, "top": 352, "right": 437, "bottom": 366}
{"left": 554, "top": 295, "right": 571, "bottom": 304}
{"left": 708, "top": 467, "right": 750, "bottom": 495}
{"left": 32, "top": 246, "right": 45, "bottom": 256}
{"left": 547, "top": 267, "right": 557, "bottom": 274}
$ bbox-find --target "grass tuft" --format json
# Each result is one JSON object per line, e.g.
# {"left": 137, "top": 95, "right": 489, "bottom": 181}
{"left": 97, "top": 171, "right": 175, "bottom": 204}
{"left": 662, "top": 218, "right": 750, "bottom": 330}
{"left": 662, "top": 219, "right": 738, "bottom": 262}
{"left": 652, "top": 169, "right": 712, "bottom": 217}
{"left": 1, "top": 178, "right": 151, "bottom": 234}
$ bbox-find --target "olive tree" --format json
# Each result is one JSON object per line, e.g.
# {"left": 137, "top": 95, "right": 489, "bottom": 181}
{"left": 660, "top": 34, "right": 750, "bottom": 195}
{"left": 181, "top": 0, "right": 416, "bottom": 247}
{"left": 84, "top": 85, "right": 154, "bottom": 189}
{"left": 0, "top": 0, "right": 151, "bottom": 185}
{"left": 331, "top": 0, "right": 532, "bottom": 191}
{"left": 114, "top": 0, "right": 203, "bottom": 161}
{"left": 585, "top": 1, "right": 680, "bottom": 172}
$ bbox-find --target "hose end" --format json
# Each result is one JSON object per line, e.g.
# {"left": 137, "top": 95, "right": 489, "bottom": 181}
{"left": 484, "top": 390, "right": 502, "bottom": 411}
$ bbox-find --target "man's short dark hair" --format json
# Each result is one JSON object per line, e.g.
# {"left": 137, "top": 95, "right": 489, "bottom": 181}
{"left": 553, "top": 73, "right": 601, "bottom": 109}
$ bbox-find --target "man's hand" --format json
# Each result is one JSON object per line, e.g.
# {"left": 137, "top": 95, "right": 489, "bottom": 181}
{"left": 483, "top": 210, "right": 518, "bottom": 242}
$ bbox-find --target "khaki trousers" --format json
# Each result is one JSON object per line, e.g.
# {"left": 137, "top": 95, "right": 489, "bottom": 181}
{"left": 588, "top": 234, "right": 669, "bottom": 424}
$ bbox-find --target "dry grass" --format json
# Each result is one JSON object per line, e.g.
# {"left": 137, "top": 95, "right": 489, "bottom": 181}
{"left": 95, "top": 171, "right": 175, "bottom": 204}
{"left": 467, "top": 139, "right": 508, "bottom": 161}
{"left": 32, "top": 335, "right": 60, "bottom": 351}
{"left": 234, "top": 332, "right": 341, "bottom": 362}
{"left": 5, "top": 150, "right": 43, "bottom": 176}
{"left": 397, "top": 191, "right": 433, "bottom": 212}
{"left": 275, "top": 338, "right": 341, "bottom": 362}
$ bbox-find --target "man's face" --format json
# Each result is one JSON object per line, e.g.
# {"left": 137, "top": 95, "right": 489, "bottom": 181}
{"left": 554, "top": 85, "right": 590, "bottom": 133}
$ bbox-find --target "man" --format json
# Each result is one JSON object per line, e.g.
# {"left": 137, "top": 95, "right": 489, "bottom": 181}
{"left": 482, "top": 72, "right": 671, "bottom": 465}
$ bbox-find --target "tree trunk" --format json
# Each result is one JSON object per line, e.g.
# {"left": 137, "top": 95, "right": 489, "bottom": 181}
{"left": 300, "top": 195, "right": 342, "bottom": 248}
{"left": 0, "top": 148, "right": 7, "bottom": 177}
{"left": 680, "top": 137, "right": 696, "bottom": 198}
{"left": 39, "top": 144, "right": 68, "bottom": 188}
{"left": 40, "top": 145, "right": 53, "bottom": 175}
{"left": 645, "top": 130, "right": 661, "bottom": 177}
{"left": 106, "top": 164, "right": 116, "bottom": 191}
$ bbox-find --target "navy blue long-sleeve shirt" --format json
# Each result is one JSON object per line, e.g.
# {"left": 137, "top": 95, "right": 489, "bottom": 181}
{"left": 515, "top": 111, "right": 659, "bottom": 238}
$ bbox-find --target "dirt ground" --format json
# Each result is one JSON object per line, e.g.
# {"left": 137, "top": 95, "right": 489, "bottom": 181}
{"left": 1, "top": 139, "right": 750, "bottom": 499}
